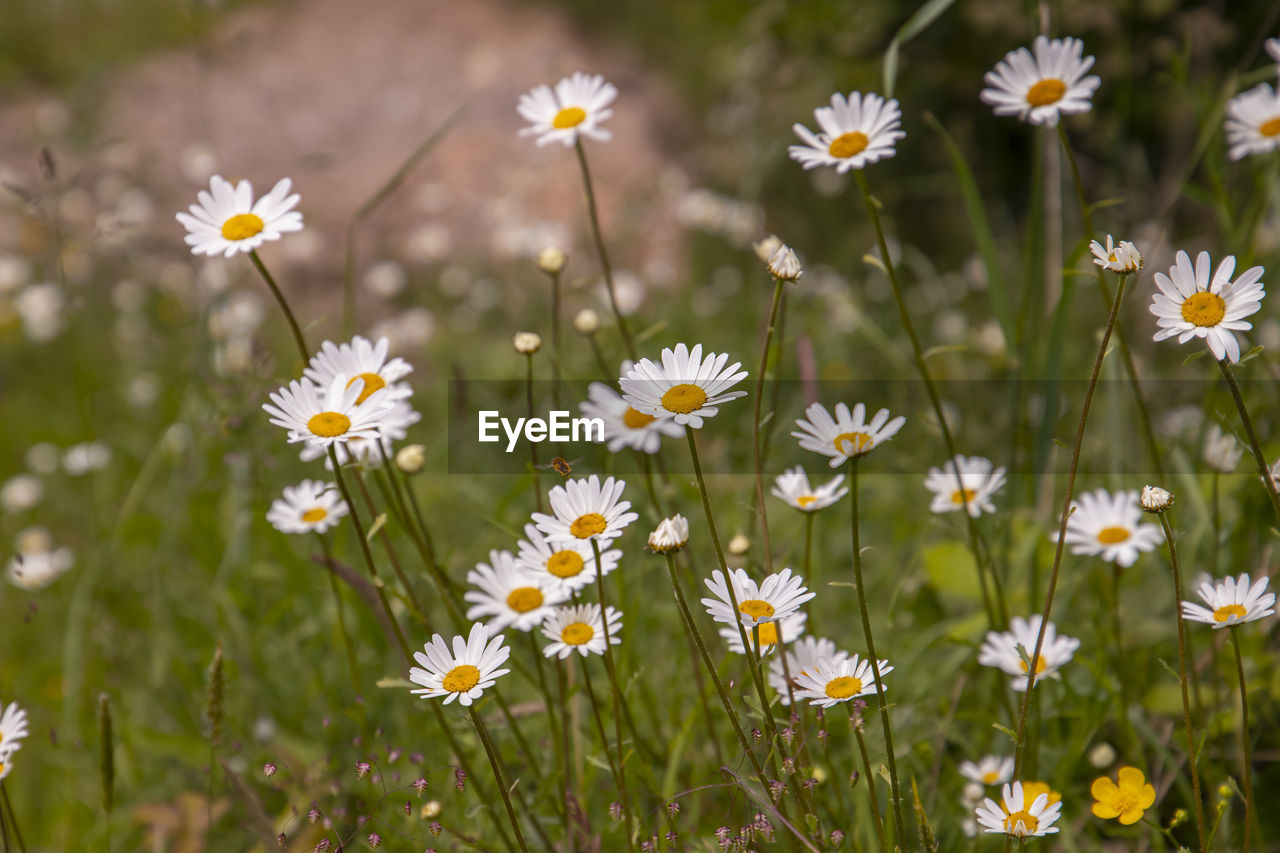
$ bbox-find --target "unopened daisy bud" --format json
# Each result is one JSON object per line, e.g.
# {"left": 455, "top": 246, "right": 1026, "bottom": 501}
{"left": 263, "top": 763, "right": 277, "bottom": 777}
{"left": 537, "top": 246, "right": 566, "bottom": 275}
{"left": 753, "top": 234, "right": 783, "bottom": 264}
{"left": 1140, "top": 485, "right": 1173, "bottom": 514}
{"left": 1090, "top": 235, "right": 1143, "bottom": 274}
{"left": 573, "top": 308, "right": 600, "bottom": 335}
{"left": 767, "top": 244, "right": 803, "bottom": 282}
{"left": 513, "top": 331, "right": 542, "bottom": 354}
{"left": 647, "top": 514, "right": 689, "bottom": 554}
{"left": 1088, "top": 741, "right": 1116, "bottom": 768}
{"left": 396, "top": 444, "right": 426, "bottom": 475}
{"left": 728, "top": 533, "right": 750, "bottom": 556}
{"left": 1218, "top": 784, "right": 1232, "bottom": 799}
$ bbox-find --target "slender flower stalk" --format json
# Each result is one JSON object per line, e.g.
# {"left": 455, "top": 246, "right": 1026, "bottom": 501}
{"left": 1229, "top": 627, "right": 1256, "bottom": 853}
{"left": 576, "top": 656, "right": 635, "bottom": 852}
{"left": 1, "top": 782, "right": 26, "bottom": 853}
{"left": 468, "top": 706, "right": 532, "bottom": 853}
{"left": 851, "top": 711, "right": 889, "bottom": 853}
{"left": 573, "top": 139, "right": 637, "bottom": 359}
{"left": 1217, "top": 359, "right": 1280, "bottom": 522}
{"left": 248, "top": 249, "right": 309, "bottom": 364}
{"left": 351, "top": 470, "right": 429, "bottom": 626}
{"left": 752, "top": 275, "right": 787, "bottom": 574}
{"left": 803, "top": 513, "right": 814, "bottom": 579}
{"left": 317, "top": 534, "right": 364, "bottom": 717}
{"left": 525, "top": 351, "right": 544, "bottom": 512}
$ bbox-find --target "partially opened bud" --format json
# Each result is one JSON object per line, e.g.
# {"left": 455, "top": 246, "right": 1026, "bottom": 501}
{"left": 513, "top": 331, "right": 542, "bottom": 354}
{"left": 647, "top": 514, "right": 690, "bottom": 554}
{"left": 396, "top": 444, "right": 426, "bottom": 475}
{"left": 767, "top": 244, "right": 803, "bottom": 282}
{"left": 1140, "top": 485, "right": 1173, "bottom": 513}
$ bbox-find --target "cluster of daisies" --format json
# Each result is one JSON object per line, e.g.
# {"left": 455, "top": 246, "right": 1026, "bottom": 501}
{"left": 0, "top": 700, "right": 29, "bottom": 783}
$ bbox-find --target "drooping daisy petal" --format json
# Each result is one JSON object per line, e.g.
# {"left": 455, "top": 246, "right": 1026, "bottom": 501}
{"left": 923, "top": 455, "right": 1006, "bottom": 517}
{"left": 791, "top": 402, "right": 905, "bottom": 468}
{"left": 980, "top": 36, "right": 1100, "bottom": 127}
{"left": 176, "top": 175, "right": 303, "bottom": 257}
{"left": 1089, "top": 236, "right": 1143, "bottom": 273}
{"left": 265, "top": 479, "right": 348, "bottom": 534}
{"left": 771, "top": 467, "right": 847, "bottom": 512}
{"left": 978, "top": 615, "right": 1080, "bottom": 691}
{"left": 1181, "top": 572, "right": 1276, "bottom": 629}
{"left": 788, "top": 91, "right": 906, "bottom": 173}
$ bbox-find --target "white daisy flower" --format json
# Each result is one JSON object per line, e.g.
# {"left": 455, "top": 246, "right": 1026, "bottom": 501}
{"left": 719, "top": 611, "right": 807, "bottom": 656}
{"left": 265, "top": 479, "right": 348, "bottom": 535}
{"left": 771, "top": 467, "right": 847, "bottom": 512}
{"left": 579, "top": 367, "right": 683, "bottom": 454}
{"left": 924, "top": 455, "right": 1007, "bottom": 517}
{"left": 792, "top": 402, "right": 906, "bottom": 468}
{"left": 262, "top": 374, "right": 393, "bottom": 449}
{"left": 788, "top": 91, "right": 905, "bottom": 172}
{"left": 540, "top": 603, "right": 623, "bottom": 659}
{"left": 303, "top": 335, "right": 413, "bottom": 406}
{"left": 960, "top": 756, "right": 1015, "bottom": 787}
{"left": 175, "top": 175, "right": 303, "bottom": 257}
{"left": 1089, "top": 236, "right": 1143, "bottom": 274}
{"left": 980, "top": 36, "right": 1100, "bottom": 127}
{"left": 408, "top": 622, "right": 511, "bottom": 707}
{"left": 1052, "top": 488, "right": 1162, "bottom": 568}
{"left": 1203, "top": 423, "right": 1244, "bottom": 473}
{"left": 701, "top": 567, "right": 815, "bottom": 629}
{"left": 517, "top": 72, "right": 617, "bottom": 147}
{"left": 792, "top": 654, "right": 893, "bottom": 709}
{"left": 531, "top": 475, "right": 638, "bottom": 547}
{"left": 1226, "top": 82, "right": 1280, "bottom": 161}
{"left": 6, "top": 528, "right": 73, "bottom": 591}
{"left": 1182, "top": 572, "right": 1276, "bottom": 629}
{"left": 768, "top": 636, "right": 847, "bottom": 705}
{"left": 514, "top": 523, "right": 618, "bottom": 596}
{"left": 464, "top": 550, "right": 567, "bottom": 633}
{"left": 299, "top": 399, "right": 422, "bottom": 467}
{"left": 0, "top": 701, "right": 29, "bottom": 754}
{"left": 619, "top": 343, "right": 748, "bottom": 429}
{"left": 975, "top": 782, "right": 1062, "bottom": 837}
{"left": 1150, "top": 250, "right": 1265, "bottom": 363}
{"left": 978, "top": 615, "right": 1081, "bottom": 691}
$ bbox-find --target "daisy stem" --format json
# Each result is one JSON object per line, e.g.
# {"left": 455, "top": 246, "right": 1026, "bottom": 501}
{"left": 1011, "top": 266, "right": 1130, "bottom": 782}
{"left": 1217, "top": 359, "right": 1280, "bottom": 522}
{"left": 1229, "top": 627, "right": 1255, "bottom": 853}
{"left": 371, "top": 456, "right": 455, "bottom": 610}
{"left": 640, "top": 453, "right": 666, "bottom": 518}
{"left": 851, "top": 713, "right": 888, "bottom": 853}
{"left": 351, "top": 469, "right": 430, "bottom": 626}
{"left": 1105, "top": 565, "right": 1138, "bottom": 754}
{"left": 526, "top": 632, "right": 566, "bottom": 821}
{"left": 0, "top": 783, "right": 24, "bottom": 853}
{"left": 317, "top": 533, "right": 365, "bottom": 724}
{"left": 847, "top": 458, "right": 908, "bottom": 849}
{"left": 558, "top": 662, "right": 578, "bottom": 853}
{"left": 1156, "top": 512, "right": 1208, "bottom": 853}
{"left": 548, "top": 268, "right": 563, "bottom": 401}
{"left": 803, "top": 513, "right": 814, "bottom": 580}
{"left": 853, "top": 170, "right": 1005, "bottom": 632}
{"left": 573, "top": 138, "right": 637, "bottom": 360}
{"left": 586, "top": 331, "right": 613, "bottom": 380}
{"left": 760, "top": 287, "right": 789, "bottom": 468}
{"left": 752, "top": 276, "right": 787, "bottom": 575}
{"left": 525, "top": 353, "right": 544, "bottom": 513}
{"left": 467, "top": 706, "right": 532, "bottom": 853}
{"left": 576, "top": 655, "right": 636, "bottom": 852}
{"left": 247, "top": 249, "right": 309, "bottom": 365}
{"left": 590, "top": 541, "right": 656, "bottom": 767}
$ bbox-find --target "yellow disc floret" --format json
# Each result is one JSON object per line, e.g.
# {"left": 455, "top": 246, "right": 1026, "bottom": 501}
{"left": 346, "top": 372, "right": 387, "bottom": 405}
{"left": 738, "top": 599, "right": 775, "bottom": 621}
{"left": 547, "top": 550, "right": 586, "bottom": 579}
{"left": 828, "top": 131, "right": 869, "bottom": 158}
{"left": 506, "top": 587, "right": 544, "bottom": 613}
{"left": 552, "top": 107, "right": 587, "bottom": 129}
{"left": 570, "top": 513, "right": 608, "bottom": 539}
{"left": 1025, "top": 79, "right": 1066, "bottom": 107}
{"left": 308, "top": 412, "right": 352, "bottom": 437}
{"left": 442, "top": 664, "right": 480, "bottom": 693}
{"left": 221, "top": 213, "right": 265, "bottom": 241}
{"left": 561, "top": 622, "right": 594, "bottom": 645}
{"left": 661, "top": 384, "right": 708, "bottom": 415}
{"left": 824, "top": 675, "right": 863, "bottom": 700}
{"left": 1180, "top": 292, "right": 1226, "bottom": 327}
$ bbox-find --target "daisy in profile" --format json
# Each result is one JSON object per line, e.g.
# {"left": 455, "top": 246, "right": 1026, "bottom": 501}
{"left": 788, "top": 91, "right": 905, "bottom": 172}
{"left": 771, "top": 467, "right": 846, "bottom": 513}
{"left": 701, "top": 567, "right": 815, "bottom": 629}
{"left": 1053, "top": 488, "right": 1162, "bottom": 568}
{"left": 408, "top": 622, "right": 511, "bottom": 706}
{"left": 924, "top": 455, "right": 1007, "bottom": 517}
{"left": 768, "top": 636, "right": 846, "bottom": 704}
{"left": 1089, "top": 236, "right": 1143, "bottom": 274}
{"left": 960, "top": 756, "right": 1014, "bottom": 787}
{"left": 465, "top": 550, "right": 566, "bottom": 633}
{"left": 1150, "top": 250, "right": 1265, "bottom": 363}
{"left": 719, "top": 611, "right": 807, "bottom": 655}
{"left": 304, "top": 335, "right": 413, "bottom": 406}
{"left": 176, "top": 175, "right": 303, "bottom": 257}
{"left": 299, "top": 399, "right": 422, "bottom": 467}
{"left": 1182, "top": 572, "right": 1275, "bottom": 628}
{"left": 980, "top": 36, "right": 1100, "bottom": 126}
{"left": 514, "top": 524, "right": 617, "bottom": 596}
{"left": 532, "top": 474, "right": 638, "bottom": 546}
{"left": 265, "top": 480, "right": 347, "bottom": 534}
{"left": 620, "top": 343, "right": 748, "bottom": 428}
{"left": 792, "top": 402, "right": 905, "bottom": 467}
{"left": 263, "top": 375, "right": 393, "bottom": 450}
{"left": 979, "top": 615, "right": 1080, "bottom": 691}
{"left": 517, "top": 72, "right": 617, "bottom": 147}
{"left": 975, "top": 781, "right": 1063, "bottom": 837}
{"left": 793, "top": 654, "right": 892, "bottom": 709}
{"left": 1225, "top": 82, "right": 1280, "bottom": 160}
{"left": 0, "top": 701, "right": 29, "bottom": 755}
{"left": 540, "top": 603, "right": 623, "bottom": 659}
{"left": 579, "top": 367, "right": 683, "bottom": 454}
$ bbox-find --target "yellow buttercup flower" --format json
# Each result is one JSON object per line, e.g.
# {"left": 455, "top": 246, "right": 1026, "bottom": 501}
{"left": 1091, "top": 766, "right": 1156, "bottom": 825}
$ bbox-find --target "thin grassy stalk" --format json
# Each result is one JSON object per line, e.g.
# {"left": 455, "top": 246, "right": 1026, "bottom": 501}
{"left": 548, "top": 268, "right": 564, "bottom": 401}
{"left": 590, "top": 540, "right": 656, "bottom": 766}
{"left": 1217, "top": 359, "right": 1280, "bottom": 522}
{"left": 577, "top": 655, "right": 636, "bottom": 853}
{"left": 802, "top": 513, "right": 814, "bottom": 579}
{"left": 468, "top": 706, "right": 532, "bottom": 853}
{"left": 852, "top": 716, "right": 888, "bottom": 853}
{"left": 248, "top": 249, "right": 309, "bottom": 365}
{"left": 0, "top": 783, "right": 23, "bottom": 853}
{"left": 752, "top": 276, "right": 787, "bottom": 575}
{"left": 573, "top": 138, "right": 637, "bottom": 360}
{"left": 351, "top": 468, "right": 429, "bottom": 626}
{"left": 558, "top": 660, "right": 577, "bottom": 853}
{"left": 525, "top": 353, "right": 544, "bottom": 511}
{"left": 1229, "top": 627, "right": 1255, "bottom": 853}
{"left": 317, "top": 533, "right": 366, "bottom": 728}
{"left": 0, "top": 789, "right": 10, "bottom": 853}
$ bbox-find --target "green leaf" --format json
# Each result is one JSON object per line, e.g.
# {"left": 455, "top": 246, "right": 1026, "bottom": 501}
{"left": 882, "top": 0, "right": 960, "bottom": 97}
{"left": 922, "top": 541, "right": 980, "bottom": 602}
{"left": 1239, "top": 344, "right": 1265, "bottom": 364}
{"left": 365, "top": 512, "right": 387, "bottom": 542}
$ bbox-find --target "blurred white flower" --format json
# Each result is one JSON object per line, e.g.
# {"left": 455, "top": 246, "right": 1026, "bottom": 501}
{"left": 63, "top": 442, "right": 111, "bottom": 476}
{"left": 0, "top": 475, "right": 42, "bottom": 513}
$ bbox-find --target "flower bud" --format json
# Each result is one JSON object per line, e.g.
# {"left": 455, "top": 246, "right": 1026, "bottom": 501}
{"left": 513, "top": 331, "right": 542, "bottom": 354}
{"left": 647, "top": 514, "right": 689, "bottom": 554}
{"left": 537, "top": 247, "right": 566, "bottom": 275}
{"left": 396, "top": 444, "right": 426, "bottom": 475}
{"left": 767, "top": 244, "right": 803, "bottom": 282}
{"left": 573, "top": 308, "right": 601, "bottom": 335}
{"left": 1141, "top": 485, "right": 1173, "bottom": 514}
{"left": 727, "top": 533, "right": 750, "bottom": 556}
{"left": 753, "top": 234, "right": 783, "bottom": 264}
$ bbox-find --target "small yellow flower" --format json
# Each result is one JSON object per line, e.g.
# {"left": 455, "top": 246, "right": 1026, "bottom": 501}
{"left": 1091, "top": 766, "right": 1156, "bottom": 825}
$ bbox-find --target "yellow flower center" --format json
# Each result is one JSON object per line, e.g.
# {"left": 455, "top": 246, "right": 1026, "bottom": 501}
{"left": 221, "top": 212, "right": 265, "bottom": 241}
{"left": 1096, "top": 526, "right": 1131, "bottom": 544}
{"left": 506, "top": 587, "right": 544, "bottom": 613}
{"left": 824, "top": 675, "right": 863, "bottom": 700}
{"left": 442, "top": 664, "right": 480, "bottom": 693}
{"left": 301, "top": 507, "right": 328, "bottom": 523}
{"left": 1025, "top": 78, "right": 1066, "bottom": 107}
{"left": 738, "top": 599, "right": 775, "bottom": 620}
{"left": 1260, "top": 117, "right": 1280, "bottom": 137}
{"left": 308, "top": 411, "right": 352, "bottom": 437}
{"left": 346, "top": 372, "right": 387, "bottom": 405}
{"left": 828, "top": 131, "right": 869, "bottom": 159}
{"left": 1004, "top": 809, "right": 1039, "bottom": 835}
{"left": 1214, "top": 603, "right": 1248, "bottom": 623}
{"left": 1019, "top": 655, "right": 1048, "bottom": 675}
{"left": 1109, "top": 788, "right": 1141, "bottom": 813}
{"left": 623, "top": 407, "right": 656, "bottom": 429}
{"left": 661, "top": 384, "right": 708, "bottom": 415}
{"left": 951, "top": 488, "right": 976, "bottom": 505}
{"left": 569, "top": 513, "right": 608, "bottom": 539}
{"left": 833, "top": 431, "right": 873, "bottom": 455}
{"left": 982, "top": 771, "right": 1000, "bottom": 784}
{"left": 756, "top": 622, "right": 780, "bottom": 645}
{"left": 796, "top": 495, "right": 818, "bottom": 508}
{"left": 547, "top": 550, "right": 586, "bottom": 578}
{"left": 561, "top": 622, "right": 594, "bottom": 645}
{"left": 552, "top": 107, "right": 587, "bottom": 129}
{"left": 1180, "top": 291, "right": 1226, "bottom": 327}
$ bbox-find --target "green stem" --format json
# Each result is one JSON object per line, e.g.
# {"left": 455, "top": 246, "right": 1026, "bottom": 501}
{"left": 318, "top": 533, "right": 366, "bottom": 729}
{"left": 549, "top": 270, "right": 563, "bottom": 404}
{"left": 468, "top": 707, "right": 532, "bottom": 853}
{"left": 527, "top": 631, "right": 565, "bottom": 822}
{"left": 248, "top": 249, "right": 309, "bottom": 365}
{"left": 852, "top": 715, "right": 888, "bottom": 853}
{"left": 752, "top": 276, "right": 786, "bottom": 575}
{"left": 577, "top": 655, "right": 635, "bottom": 852}
{"left": 1, "top": 783, "right": 25, "bottom": 853}
{"left": 1217, "top": 359, "right": 1280, "bottom": 522}
{"left": 573, "top": 138, "right": 637, "bottom": 360}
{"left": 1230, "top": 628, "right": 1255, "bottom": 853}
{"left": 526, "top": 353, "right": 544, "bottom": 512}
{"left": 803, "top": 513, "right": 814, "bottom": 594}
{"left": 351, "top": 468, "right": 430, "bottom": 627}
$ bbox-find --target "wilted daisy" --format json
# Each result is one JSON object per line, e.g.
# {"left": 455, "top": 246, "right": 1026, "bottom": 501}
{"left": 541, "top": 603, "right": 623, "bottom": 659}
{"left": 1053, "top": 488, "right": 1162, "bottom": 568}
{"left": 960, "top": 756, "right": 1015, "bottom": 787}
{"left": 408, "top": 622, "right": 511, "bottom": 707}
{"left": 0, "top": 701, "right": 29, "bottom": 754}
{"left": 924, "top": 455, "right": 1007, "bottom": 517}
{"left": 978, "top": 615, "right": 1080, "bottom": 691}
{"left": 262, "top": 375, "right": 393, "bottom": 449}
{"left": 465, "top": 550, "right": 566, "bottom": 633}
{"left": 1225, "top": 82, "right": 1280, "bottom": 161}
{"left": 517, "top": 72, "right": 617, "bottom": 147}
{"left": 719, "top": 611, "right": 807, "bottom": 655}
{"left": 647, "top": 514, "right": 689, "bottom": 554}
{"left": 265, "top": 480, "right": 348, "bottom": 534}
{"left": 299, "top": 399, "right": 422, "bottom": 467}
{"left": 514, "top": 523, "right": 617, "bottom": 596}
{"left": 532, "top": 474, "right": 638, "bottom": 547}
{"left": 788, "top": 91, "right": 905, "bottom": 172}
{"left": 6, "top": 528, "right": 73, "bottom": 591}
{"left": 579, "top": 372, "right": 683, "bottom": 454}
{"left": 176, "top": 175, "right": 303, "bottom": 257}
{"left": 303, "top": 335, "right": 413, "bottom": 406}
{"left": 771, "top": 467, "right": 847, "bottom": 512}
{"left": 620, "top": 343, "right": 748, "bottom": 428}
{"left": 793, "top": 654, "right": 892, "bottom": 709}
{"left": 1182, "top": 572, "right": 1276, "bottom": 628}
{"left": 980, "top": 36, "right": 1100, "bottom": 126}
{"left": 1203, "top": 423, "right": 1244, "bottom": 473}
{"left": 701, "top": 567, "right": 815, "bottom": 628}
{"left": 792, "top": 402, "right": 905, "bottom": 467}
{"left": 975, "top": 782, "right": 1062, "bottom": 837}
{"left": 1089, "top": 236, "right": 1143, "bottom": 274}
{"left": 1150, "top": 250, "right": 1265, "bottom": 363}
{"left": 768, "top": 636, "right": 846, "bottom": 704}
{"left": 1091, "top": 767, "right": 1156, "bottom": 825}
